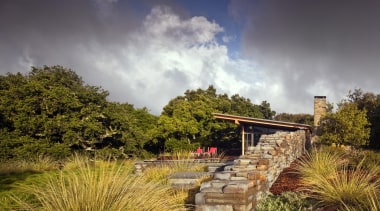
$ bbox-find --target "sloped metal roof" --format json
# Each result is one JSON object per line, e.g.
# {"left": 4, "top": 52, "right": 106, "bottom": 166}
{"left": 213, "top": 113, "right": 312, "bottom": 132}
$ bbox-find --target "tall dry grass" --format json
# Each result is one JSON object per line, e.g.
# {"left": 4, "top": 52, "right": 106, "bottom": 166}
{"left": 296, "top": 148, "right": 346, "bottom": 184}
{"left": 0, "top": 155, "right": 57, "bottom": 174}
{"left": 12, "top": 156, "right": 186, "bottom": 211}
{"left": 296, "top": 148, "right": 380, "bottom": 210}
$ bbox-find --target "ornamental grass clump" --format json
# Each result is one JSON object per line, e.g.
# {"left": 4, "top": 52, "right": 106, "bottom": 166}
{"left": 296, "top": 148, "right": 346, "bottom": 184}
{"left": 296, "top": 148, "right": 380, "bottom": 210}
{"left": 12, "top": 157, "right": 186, "bottom": 211}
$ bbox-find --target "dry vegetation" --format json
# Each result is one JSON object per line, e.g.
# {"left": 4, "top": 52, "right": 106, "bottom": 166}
{"left": 295, "top": 148, "right": 380, "bottom": 210}
{"left": 0, "top": 152, "right": 211, "bottom": 211}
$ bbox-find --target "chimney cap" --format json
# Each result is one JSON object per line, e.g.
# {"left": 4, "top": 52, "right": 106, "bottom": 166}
{"left": 314, "top": 96, "right": 326, "bottom": 99}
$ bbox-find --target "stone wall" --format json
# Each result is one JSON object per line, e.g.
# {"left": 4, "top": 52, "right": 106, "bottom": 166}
{"left": 134, "top": 160, "right": 230, "bottom": 176}
{"left": 195, "top": 130, "right": 309, "bottom": 211}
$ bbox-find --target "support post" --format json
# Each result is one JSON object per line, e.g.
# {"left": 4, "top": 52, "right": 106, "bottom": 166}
{"left": 241, "top": 125, "right": 245, "bottom": 156}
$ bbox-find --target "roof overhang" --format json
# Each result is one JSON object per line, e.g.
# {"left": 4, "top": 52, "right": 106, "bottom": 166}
{"left": 213, "top": 113, "right": 312, "bottom": 132}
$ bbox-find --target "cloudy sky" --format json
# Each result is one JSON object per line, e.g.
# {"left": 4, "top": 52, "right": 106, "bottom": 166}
{"left": 1, "top": 0, "right": 380, "bottom": 115}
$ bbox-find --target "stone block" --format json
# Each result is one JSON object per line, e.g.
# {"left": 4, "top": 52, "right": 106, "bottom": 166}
{"left": 259, "top": 175, "right": 266, "bottom": 182}
{"left": 238, "top": 159, "right": 252, "bottom": 165}
{"left": 245, "top": 165, "right": 257, "bottom": 170}
{"left": 261, "top": 146, "right": 274, "bottom": 151}
{"left": 230, "top": 176, "right": 247, "bottom": 181}
{"left": 233, "top": 203, "right": 253, "bottom": 211}
{"left": 206, "top": 192, "right": 249, "bottom": 201}
{"left": 258, "top": 159, "right": 270, "bottom": 165}
{"left": 256, "top": 165, "right": 268, "bottom": 171}
{"left": 206, "top": 197, "right": 247, "bottom": 206}
{"left": 223, "top": 165, "right": 234, "bottom": 171}
{"left": 201, "top": 187, "right": 224, "bottom": 193}
{"left": 195, "top": 204, "right": 233, "bottom": 211}
{"left": 262, "top": 154, "right": 273, "bottom": 159}
{"left": 268, "top": 150, "right": 278, "bottom": 156}
{"left": 236, "top": 171, "right": 248, "bottom": 177}
{"left": 247, "top": 171, "right": 260, "bottom": 180}
{"left": 223, "top": 183, "right": 249, "bottom": 193}
{"left": 200, "top": 181, "right": 212, "bottom": 189}
{"left": 211, "top": 180, "right": 229, "bottom": 189}
{"left": 169, "top": 178, "right": 198, "bottom": 187}
{"left": 276, "top": 139, "right": 283, "bottom": 146}
{"left": 214, "top": 172, "right": 232, "bottom": 180}
{"left": 195, "top": 192, "right": 206, "bottom": 205}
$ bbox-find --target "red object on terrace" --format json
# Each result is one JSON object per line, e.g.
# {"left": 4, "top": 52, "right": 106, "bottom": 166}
{"left": 204, "top": 147, "right": 217, "bottom": 156}
{"left": 193, "top": 147, "right": 203, "bottom": 157}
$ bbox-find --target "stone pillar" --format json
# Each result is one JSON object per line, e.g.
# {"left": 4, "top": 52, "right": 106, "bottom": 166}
{"left": 314, "top": 96, "right": 326, "bottom": 135}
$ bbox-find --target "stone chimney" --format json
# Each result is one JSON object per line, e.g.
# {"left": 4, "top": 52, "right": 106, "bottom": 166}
{"left": 314, "top": 96, "right": 326, "bottom": 134}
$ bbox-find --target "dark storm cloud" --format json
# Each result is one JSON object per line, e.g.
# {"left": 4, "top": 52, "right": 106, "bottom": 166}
{"left": 0, "top": 0, "right": 139, "bottom": 72}
{"left": 230, "top": 0, "right": 380, "bottom": 112}
{"left": 0, "top": 0, "right": 150, "bottom": 109}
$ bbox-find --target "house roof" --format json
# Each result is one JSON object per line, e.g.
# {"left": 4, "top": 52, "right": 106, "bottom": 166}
{"left": 213, "top": 113, "right": 312, "bottom": 132}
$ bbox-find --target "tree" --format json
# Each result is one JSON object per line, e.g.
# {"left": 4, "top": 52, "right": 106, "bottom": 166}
{"left": 319, "top": 102, "right": 370, "bottom": 148}
{"left": 347, "top": 89, "right": 380, "bottom": 149}
{"left": 102, "top": 103, "right": 157, "bottom": 158}
{"left": 0, "top": 66, "right": 157, "bottom": 160}
{"left": 259, "top": 101, "right": 276, "bottom": 119}
{"left": 0, "top": 66, "right": 111, "bottom": 159}
{"left": 274, "top": 113, "right": 313, "bottom": 126}
{"left": 151, "top": 85, "right": 275, "bottom": 153}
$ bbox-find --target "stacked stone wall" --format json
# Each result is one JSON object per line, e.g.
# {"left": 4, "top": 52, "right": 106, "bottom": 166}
{"left": 195, "top": 130, "right": 308, "bottom": 211}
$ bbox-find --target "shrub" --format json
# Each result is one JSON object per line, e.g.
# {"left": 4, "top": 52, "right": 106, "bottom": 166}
{"left": 296, "top": 148, "right": 380, "bottom": 210}
{"left": 256, "top": 192, "right": 312, "bottom": 211}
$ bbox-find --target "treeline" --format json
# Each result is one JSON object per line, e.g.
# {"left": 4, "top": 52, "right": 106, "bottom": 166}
{"left": 0, "top": 66, "right": 276, "bottom": 160}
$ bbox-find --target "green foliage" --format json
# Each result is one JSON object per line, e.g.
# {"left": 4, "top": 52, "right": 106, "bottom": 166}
{"left": 0, "top": 66, "right": 275, "bottom": 158}
{"left": 347, "top": 89, "right": 380, "bottom": 149}
{"left": 346, "top": 149, "right": 380, "bottom": 170}
{"left": 259, "top": 100, "right": 276, "bottom": 119}
{"left": 296, "top": 148, "right": 380, "bottom": 210}
{"left": 256, "top": 192, "right": 312, "bottom": 211}
{"left": 151, "top": 85, "right": 274, "bottom": 153}
{"left": 274, "top": 113, "right": 313, "bottom": 126}
{"left": 319, "top": 102, "right": 370, "bottom": 148}
{"left": 0, "top": 66, "right": 157, "bottom": 160}
{"left": 165, "top": 138, "right": 199, "bottom": 152}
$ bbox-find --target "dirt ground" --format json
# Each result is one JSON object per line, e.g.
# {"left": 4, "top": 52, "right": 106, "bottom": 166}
{"left": 269, "top": 160, "right": 304, "bottom": 195}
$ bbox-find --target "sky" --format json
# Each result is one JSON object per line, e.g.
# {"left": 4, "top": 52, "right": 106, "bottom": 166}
{"left": 1, "top": 0, "right": 380, "bottom": 115}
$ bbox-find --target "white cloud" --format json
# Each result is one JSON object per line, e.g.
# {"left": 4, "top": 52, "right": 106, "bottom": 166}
{"left": 80, "top": 6, "right": 270, "bottom": 114}
{"left": 1, "top": 4, "right": 280, "bottom": 115}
